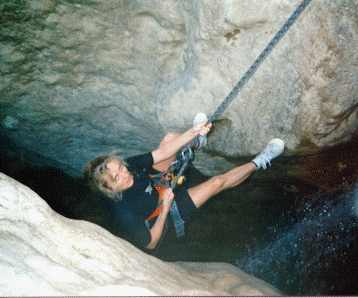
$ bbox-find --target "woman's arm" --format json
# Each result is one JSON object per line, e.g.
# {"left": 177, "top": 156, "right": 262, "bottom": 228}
{"left": 145, "top": 188, "right": 174, "bottom": 249}
{"left": 145, "top": 207, "right": 169, "bottom": 249}
{"left": 151, "top": 121, "right": 211, "bottom": 165}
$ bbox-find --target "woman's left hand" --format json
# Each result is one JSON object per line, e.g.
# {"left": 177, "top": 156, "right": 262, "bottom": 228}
{"left": 193, "top": 120, "right": 212, "bottom": 136}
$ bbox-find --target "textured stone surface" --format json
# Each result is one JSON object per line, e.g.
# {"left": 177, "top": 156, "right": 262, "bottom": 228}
{"left": 1, "top": 0, "right": 358, "bottom": 177}
{"left": 0, "top": 172, "right": 281, "bottom": 296}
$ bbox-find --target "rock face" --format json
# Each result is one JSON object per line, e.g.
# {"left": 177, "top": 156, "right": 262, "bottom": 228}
{"left": 1, "top": 0, "right": 358, "bottom": 177}
{"left": 0, "top": 173, "right": 281, "bottom": 296}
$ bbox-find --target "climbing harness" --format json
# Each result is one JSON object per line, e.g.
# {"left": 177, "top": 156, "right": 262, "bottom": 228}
{"left": 208, "top": 0, "right": 313, "bottom": 123}
{"left": 145, "top": 159, "right": 189, "bottom": 237}
{"left": 159, "top": 0, "right": 313, "bottom": 238}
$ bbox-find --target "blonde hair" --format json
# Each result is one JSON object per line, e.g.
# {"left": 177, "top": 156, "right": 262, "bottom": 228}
{"left": 84, "top": 153, "right": 128, "bottom": 201}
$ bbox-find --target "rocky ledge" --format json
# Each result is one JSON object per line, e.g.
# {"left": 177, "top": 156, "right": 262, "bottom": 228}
{"left": 0, "top": 173, "right": 281, "bottom": 296}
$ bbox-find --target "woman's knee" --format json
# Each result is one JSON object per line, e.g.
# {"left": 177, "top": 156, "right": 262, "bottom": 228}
{"left": 187, "top": 175, "right": 226, "bottom": 208}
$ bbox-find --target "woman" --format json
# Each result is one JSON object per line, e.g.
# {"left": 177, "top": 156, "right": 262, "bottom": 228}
{"left": 84, "top": 113, "right": 284, "bottom": 250}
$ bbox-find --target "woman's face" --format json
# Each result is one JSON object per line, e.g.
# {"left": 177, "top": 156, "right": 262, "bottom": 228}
{"left": 105, "top": 160, "right": 134, "bottom": 191}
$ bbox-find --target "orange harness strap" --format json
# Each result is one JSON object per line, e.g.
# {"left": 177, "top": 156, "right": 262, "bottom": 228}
{"left": 146, "top": 184, "right": 165, "bottom": 221}
{"left": 145, "top": 173, "right": 186, "bottom": 237}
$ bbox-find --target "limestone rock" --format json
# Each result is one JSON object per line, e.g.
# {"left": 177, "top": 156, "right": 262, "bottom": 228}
{"left": 0, "top": 173, "right": 281, "bottom": 296}
{"left": 178, "top": 262, "right": 282, "bottom": 296}
{"left": 1, "top": 0, "right": 358, "bottom": 176}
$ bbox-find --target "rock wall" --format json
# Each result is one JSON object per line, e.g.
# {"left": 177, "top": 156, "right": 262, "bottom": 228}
{"left": 1, "top": 0, "right": 358, "bottom": 177}
{"left": 0, "top": 172, "right": 281, "bottom": 296}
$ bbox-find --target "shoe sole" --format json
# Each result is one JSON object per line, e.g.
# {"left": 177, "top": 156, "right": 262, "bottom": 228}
{"left": 193, "top": 113, "right": 208, "bottom": 126}
{"left": 267, "top": 138, "right": 285, "bottom": 156}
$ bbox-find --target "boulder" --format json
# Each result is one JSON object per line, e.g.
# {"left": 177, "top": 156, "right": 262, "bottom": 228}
{"left": 1, "top": 0, "right": 358, "bottom": 177}
{"left": 0, "top": 173, "right": 281, "bottom": 296}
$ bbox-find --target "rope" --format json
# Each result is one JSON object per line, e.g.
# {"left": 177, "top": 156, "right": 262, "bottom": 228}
{"left": 169, "top": 145, "right": 192, "bottom": 237}
{"left": 208, "top": 0, "right": 313, "bottom": 123}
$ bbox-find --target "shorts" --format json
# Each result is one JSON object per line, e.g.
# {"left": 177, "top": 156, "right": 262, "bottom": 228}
{"left": 173, "top": 186, "right": 198, "bottom": 222}
{"left": 148, "top": 166, "right": 197, "bottom": 223}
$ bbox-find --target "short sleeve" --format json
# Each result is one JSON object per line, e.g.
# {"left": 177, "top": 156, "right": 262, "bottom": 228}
{"left": 125, "top": 152, "right": 154, "bottom": 172}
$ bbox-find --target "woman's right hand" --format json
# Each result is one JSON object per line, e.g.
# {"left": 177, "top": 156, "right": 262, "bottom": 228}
{"left": 162, "top": 188, "right": 174, "bottom": 211}
{"left": 147, "top": 188, "right": 174, "bottom": 250}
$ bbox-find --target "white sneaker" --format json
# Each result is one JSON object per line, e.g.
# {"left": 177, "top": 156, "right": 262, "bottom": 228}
{"left": 252, "top": 138, "right": 285, "bottom": 169}
{"left": 191, "top": 113, "right": 208, "bottom": 150}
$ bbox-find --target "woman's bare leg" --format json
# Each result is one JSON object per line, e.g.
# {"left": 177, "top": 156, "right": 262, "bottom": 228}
{"left": 188, "top": 162, "right": 257, "bottom": 208}
{"left": 187, "top": 138, "right": 285, "bottom": 208}
{"left": 153, "top": 132, "right": 181, "bottom": 172}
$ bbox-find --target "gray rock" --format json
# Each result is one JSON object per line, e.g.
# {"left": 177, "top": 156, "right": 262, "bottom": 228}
{"left": 0, "top": 172, "right": 282, "bottom": 296}
{"left": 1, "top": 0, "right": 358, "bottom": 176}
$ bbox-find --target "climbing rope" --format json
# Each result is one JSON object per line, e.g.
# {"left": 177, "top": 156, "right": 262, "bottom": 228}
{"left": 208, "top": 0, "right": 313, "bottom": 123}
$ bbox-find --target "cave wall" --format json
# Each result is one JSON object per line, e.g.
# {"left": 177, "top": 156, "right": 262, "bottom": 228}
{"left": 1, "top": 0, "right": 358, "bottom": 177}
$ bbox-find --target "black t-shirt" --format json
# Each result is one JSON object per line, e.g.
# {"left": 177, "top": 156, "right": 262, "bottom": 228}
{"left": 106, "top": 152, "right": 158, "bottom": 248}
